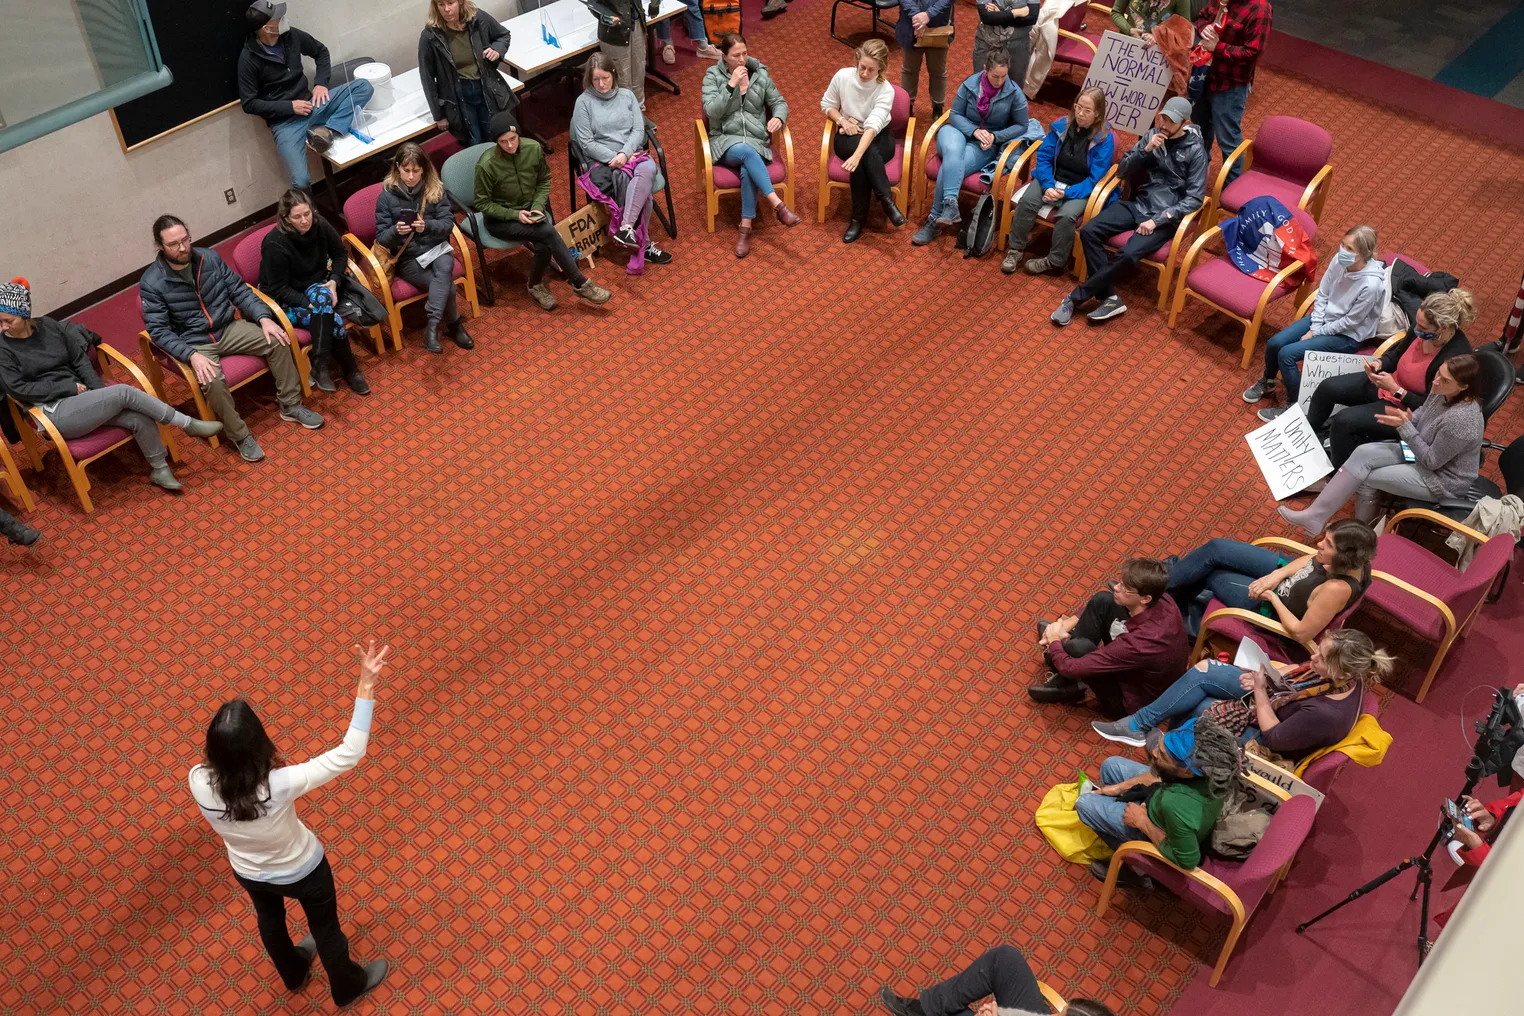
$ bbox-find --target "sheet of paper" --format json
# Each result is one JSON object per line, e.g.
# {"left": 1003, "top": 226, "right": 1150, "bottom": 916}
{"left": 1233, "top": 635, "right": 1276, "bottom": 673}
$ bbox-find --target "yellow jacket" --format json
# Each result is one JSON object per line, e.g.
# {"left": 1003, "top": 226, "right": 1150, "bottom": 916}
{"left": 1294, "top": 714, "right": 1392, "bottom": 776}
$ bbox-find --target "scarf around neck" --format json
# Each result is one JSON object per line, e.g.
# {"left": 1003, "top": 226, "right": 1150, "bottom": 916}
{"left": 976, "top": 73, "right": 999, "bottom": 118}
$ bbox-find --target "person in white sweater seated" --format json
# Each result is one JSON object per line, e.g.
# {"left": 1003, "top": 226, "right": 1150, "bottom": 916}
{"left": 876, "top": 944, "right": 1116, "bottom": 1016}
{"left": 820, "top": 39, "right": 908, "bottom": 244}
{"left": 189, "top": 641, "right": 391, "bottom": 1008}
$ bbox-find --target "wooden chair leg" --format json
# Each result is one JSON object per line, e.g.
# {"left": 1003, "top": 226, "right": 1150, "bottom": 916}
{"left": 460, "top": 278, "right": 480, "bottom": 321}
{"left": 817, "top": 180, "right": 830, "bottom": 224}
{"left": 188, "top": 385, "right": 220, "bottom": 450}
{"left": 389, "top": 307, "right": 406, "bottom": 350}
{"left": 0, "top": 441, "right": 35, "bottom": 511}
{"left": 65, "top": 458, "right": 94, "bottom": 514}
{"left": 1240, "top": 318, "right": 1264, "bottom": 369}
{"left": 1156, "top": 266, "right": 1174, "bottom": 310}
{"left": 1414, "top": 634, "right": 1457, "bottom": 703}
{"left": 706, "top": 188, "right": 718, "bottom": 233}
{"left": 1209, "top": 915, "right": 1247, "bottom": 987}
{"left": 161, "top": 425, "right": 181, "bottom": 464}
{"left": 1095, "top": 854, "right": 1123, "bottom": 917}
{"left": 1168, "top": 284, "right": 1189, "bottom": 328}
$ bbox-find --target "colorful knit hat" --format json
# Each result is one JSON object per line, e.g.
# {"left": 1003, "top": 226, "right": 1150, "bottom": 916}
{"left": 0, "top": 277, "right": 31, "bottom": 319}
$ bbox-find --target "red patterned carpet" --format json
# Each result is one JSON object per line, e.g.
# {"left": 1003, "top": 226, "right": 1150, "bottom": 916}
{"left": 3, "top": 3, "right": 1523, "bottom": 1014}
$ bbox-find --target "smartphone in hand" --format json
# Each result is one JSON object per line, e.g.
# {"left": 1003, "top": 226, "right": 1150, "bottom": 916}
{"left": 1445, "top": 799, "right": 1474, "bottom": 830}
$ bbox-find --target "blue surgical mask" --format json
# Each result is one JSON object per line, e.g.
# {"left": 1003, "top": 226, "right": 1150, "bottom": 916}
{"left": 1334, "top": 248, "right": 1356, "bottom": 267}
{"left": 1415, "top": 328, "right": 1439, "bottom": 343}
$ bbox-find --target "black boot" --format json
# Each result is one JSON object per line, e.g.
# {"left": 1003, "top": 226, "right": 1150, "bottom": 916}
{"left": 328, "top": 328, "right": 369, "bottom": 394}
{"left": 309, "top": 322, "right": 337, "bottom": 392}
{"left": 449, "top": 317, "right": 475, "bottom": 349}
{"left": 1028, "top": 672, "right": 1087, "bottom": 704}
{"left": 881, "top": 198, "right": 906, "bottom": 228}
{"left": 0, "top": 507, "right": 40, "bottom": 548}
{"left": 423, "top": 321, "right": 443, "bottom": 354}
{"left": 931, "top": 102, "right": 943, "bottom": 120}
{"left": 843, "top": 219, "right": 864, "bottom": 244}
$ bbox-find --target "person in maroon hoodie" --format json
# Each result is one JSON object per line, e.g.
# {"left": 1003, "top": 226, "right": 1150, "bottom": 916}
{"left": 1028, "top": 558, "right": 1188, "bottom": 718}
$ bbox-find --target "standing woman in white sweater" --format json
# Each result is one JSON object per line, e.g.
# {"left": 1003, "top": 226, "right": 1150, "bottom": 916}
{"left": 821, "top": 40, "right": 908, "bottom": 243}
{"left": 189, "top": 641, "right": 391, "bottom": 1008}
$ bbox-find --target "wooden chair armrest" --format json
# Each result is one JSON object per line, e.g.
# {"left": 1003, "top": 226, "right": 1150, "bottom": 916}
{"left": 990, "top": 137, "right": 1029, "bottom": 202}
{"left": 1037, "top": 983, "right": 1067, "bottom": 1012}
{"left": 343, "top": 232, "right": 390, "bottom": 296}
{"left": 26, "top": 405, "right": 71, "bottom": 454}
{"left": 1210, "top": 138, "right": 1253, "bottom": 209}
{"left": 778, "top": 124, "right": 795, "bottom": 183}
{"left": 1388, "top": 508, "right": 1490, "bottom": 545}
{"left": 819, "top": 120, "right": 836, "bottom": 183}
{"left": 1254, "top": 259, "right": 1305, "bottom": 321}
{"left": 1163, "top": 206, "right": 1203, "bottom": 274}
{"left": 1252, "top": 535, "right": 1316, "bottom": 557}
{"left": 1189, "top": 606, "right": 1312, "bottom": 663}
{"left": 97, "top": 342, "right": 157, "bottom": 394}
{"left": 1242, "top": 769, "right": 1294, "bottom": 802}
{"left": 917, "top": 111, "right": 952, "bottom": 180}
{"left": 695, "top": 118, "right": 714, "bottom": 185}
{"left": 448, "top": 224, "right": 477, "bottom": 300}
{"left": 139, "top": 329, "right": 197, "bottom": 389}
{"left": 1373, "top": 331, "right": 1405, "bottom": 357}
{"left": 1178, "top": 223, "right": 1224, "bottom": 281}
{"left": 1085, "top": 167, "right": 1121, "bottom": 220}
{"left": 1369, "top": 567, "right": 1458, "bottom": 640}
{"left": 1086, "top": 1, "right": 1114, "bottom": 13}
{"left": 247, "top": 288, "right": 296, "bottom": 339}
{"left": 1295, "top": 285, "right": 1318, "bottom": 320}
{"left": 1099, "top": 841, "right": 1245, "bottom": 924}
{"left": 1299, "top": 164, "right": 1333, "bottom": 213}
{"left": 1056, "top": 29, "right": 1098, "bottom": 54}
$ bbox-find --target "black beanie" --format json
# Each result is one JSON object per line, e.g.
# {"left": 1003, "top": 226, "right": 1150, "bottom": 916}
{"left": 488, "top": 111, "right": 520, "bottom": 142}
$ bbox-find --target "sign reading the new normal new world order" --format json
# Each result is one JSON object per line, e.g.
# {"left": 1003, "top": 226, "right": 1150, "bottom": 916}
{"left": 1081, "top": 31, "right": 1173, "bottom": 134}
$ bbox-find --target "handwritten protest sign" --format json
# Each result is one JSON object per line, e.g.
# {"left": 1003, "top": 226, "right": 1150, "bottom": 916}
{"left": 1296, "top": 350, "right": 1371, "bottom": 419}
{"left": 1246, "top": 404, "right": 1333, "bottom": 500}
{"left": 1243, "top": 753, "right": 1326, "bottom": 809}
{"left": 1082, "top": 31, "right": 1173, "bottom": 134}
{"left": 556, "top": 202, "right": 609, "bottom": 265}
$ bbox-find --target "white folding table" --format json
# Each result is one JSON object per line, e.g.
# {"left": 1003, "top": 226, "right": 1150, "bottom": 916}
{"left": 503, "top": 0, "right": 688, "bottom": 95}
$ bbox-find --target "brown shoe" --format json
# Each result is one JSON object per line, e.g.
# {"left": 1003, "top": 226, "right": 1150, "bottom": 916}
{"left": 775, "top": 205, "right": 801, "bottom": 228}
{"left": 526, "top": 283, "right": 557, "bottom": 311}
{"left": 573, "top": 279, "right": 612, "bottom": 305}
{"left": 735, "top": 225, "right": 753, "bottom": 258}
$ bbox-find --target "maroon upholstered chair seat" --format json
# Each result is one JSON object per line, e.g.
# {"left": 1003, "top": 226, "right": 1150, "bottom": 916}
{"left": 389, "top": 258, "right": 466, "bottom": 300}
{"left": 1107, "top": 229, "right": 1178, "bottom": 264}
{"left": 63, "top": 425, "right": 132, "bottom": 461}
{"left": 827, "top": 141, "right": 907, "bottom": 185}
{"left": 1220, "top": 172, "right": 1320, "bottom": 236}
{"left": 1299, "top": 693, "right": 1380, "bottom": 796}
{"left": 1053, "top": 34, "right": 1098, "bottom": 67}
{"left": 219, "top": 354, "right": 272, "bottom": 386}
{"left": 923, "top": 152, "right": 989, "bottom": 193}
{"left": 1368, "top": 534, "right": 1488, "bottom": 641}
{"left": 711, "top": 150, "right": 787, "bottom": 189}
{"left": 1187, "top": 257, "right": 1298, "bottom": 317}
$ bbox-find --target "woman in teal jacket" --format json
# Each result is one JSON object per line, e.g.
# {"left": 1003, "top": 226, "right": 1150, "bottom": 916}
{"left": 1002, "top": 86, "right": 1115, "bottom": 275}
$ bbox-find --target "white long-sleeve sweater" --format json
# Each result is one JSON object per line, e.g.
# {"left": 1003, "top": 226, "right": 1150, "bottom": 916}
{"left": 819, "top": 68, "right": 894, "bottom": 135}
{"left": 189, "top": 698, "right": 373, "bottom": 883}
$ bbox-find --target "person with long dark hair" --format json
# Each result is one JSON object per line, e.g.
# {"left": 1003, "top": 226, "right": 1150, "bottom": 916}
{"left": 259, "top": 190, "right": 370, "bottom": 395}
{"left": 419, "top": 0, "right": 516, "bottom": 147}
{"left": 376, "top": 142, "right": 474, "bottom": 354}
{"left": 189, "top": 641, "right": 391, "bottom": 1008}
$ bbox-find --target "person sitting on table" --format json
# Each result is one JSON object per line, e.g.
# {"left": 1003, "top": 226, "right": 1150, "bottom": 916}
{"left": 1164, "top": 518, "right": 1376, "bottom": 642}
{"left": 820, "top": 40, "right": 907, "bottom": 244}
{"left": 1075, "top": 715, "right": 1239, "bottom": 883}
{"left": 1002, "top": 86, "right": 1113, "bottom": 275}
{"left": 1092, "top": 628, "right": 1393, "bottom": 761}
{"left": 0, "top": 278, "right": 223, "bottom": 493}
{"left": 972, "top": 0, "right": 1039, "bottom": 79}
{"left": 585, "top": 0, "right": 653, "bottom": 108}
{"left": 572, "top": 54, "right": 674, "bottom": 267}
{"left": 1307, "top": 288, "right": 1476, "bottom": 470}
{"left": 1280, "top": 355, "right": 1485, "bottom": 535}
{"left": 700, "top": 32, "right": 803, "bottom": 259}
{"left": 377, "top": 142, "right": 475, "bottom": 354}
{"left": 259, "top": 190, "right": 370, "bottom": 396}
{"left": 877, "top": 944, "right": 1116, "bottom": 1016}
{"left": 475, "top": 112, "right": 613, "bottom": 311}
{"left": 140, "top": 215, "right": 324, "bottom": 463}
{"left": 1050, "top": 96, "right": 1206, "bottom": 327}
{"left": 237, "top": 0, "right": 374, "bottom": 192}
{"left": 1243, "top": 225, "right": 1386, "bottom": 422}
{"left": 419, "top": 0, "right": 516, "bottom": 148}
{"left": 911, "top": 51, "right": 1031, "bottom": 247}
{"left": 1029, "top": 557, "right": 1187, "bottom": 718}
{"left": 655, "top": 0, "right": 722, "bottom": 64}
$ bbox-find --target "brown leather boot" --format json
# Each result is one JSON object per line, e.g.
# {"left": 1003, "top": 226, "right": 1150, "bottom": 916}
{"left": 775, "top": 205, "right": 801, "bottom": 227}
{"left": 735, "top": 225, "right": 753, "bottom": 258}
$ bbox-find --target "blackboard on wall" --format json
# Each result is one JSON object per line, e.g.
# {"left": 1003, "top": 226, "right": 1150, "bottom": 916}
{"left": 110, "top": 0, "right": 251, "bottom": 151}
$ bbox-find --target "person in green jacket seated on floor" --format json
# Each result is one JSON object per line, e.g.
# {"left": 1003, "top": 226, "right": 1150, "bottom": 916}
{"left": 1073, "top": 714, "right": 1239, "bottom": 886}
{"left": 474, "top": 111, "right": 612, "bottom": 311}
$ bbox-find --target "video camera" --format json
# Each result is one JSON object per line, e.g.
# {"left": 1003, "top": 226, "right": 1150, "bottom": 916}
{"left": 1472, "top": 686, "right": 1523, "bottom": 786}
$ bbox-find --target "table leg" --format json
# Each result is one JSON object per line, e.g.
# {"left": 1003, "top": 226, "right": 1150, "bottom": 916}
{"left": 320, "top": 160, "right": 344, "bottom": 221}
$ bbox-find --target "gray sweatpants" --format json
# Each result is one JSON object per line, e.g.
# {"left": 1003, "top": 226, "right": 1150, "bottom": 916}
{"left": 394, "top": 253, "right": 459, "bottom": 326}
{"left": 44, "top": 385, "right": 179, "bottom": 468}
{"left": 1346, "top": 441, "right": 1441, "bottom": 521}
{"left": 1006, "top": 184, "right": 1088, "bottom": 265}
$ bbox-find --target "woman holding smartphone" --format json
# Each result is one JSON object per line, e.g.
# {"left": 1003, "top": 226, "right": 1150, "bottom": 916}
{"left": 188, "top": 640, "right": 392, "bottom": 1008}
{"left": 1280, "top": 354, "right": 1486, "bottom": 534}
{"left": 376, "top": 142, "right": 474, "bottom": 354}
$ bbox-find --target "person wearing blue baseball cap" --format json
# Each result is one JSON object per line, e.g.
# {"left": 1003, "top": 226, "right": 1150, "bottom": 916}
{"left": 1073, "top": 714, "right": 1240, "bottom": 884}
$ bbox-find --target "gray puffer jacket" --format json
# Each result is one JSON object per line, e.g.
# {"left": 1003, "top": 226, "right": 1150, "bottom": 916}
{"left": 140, "top": 249, "right": 272, "bottom": 364}
{"left": 701, "top": 58, "right": 789, "bottom": 163}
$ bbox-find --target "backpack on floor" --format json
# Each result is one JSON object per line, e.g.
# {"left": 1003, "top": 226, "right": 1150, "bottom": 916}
{"left": 955, "top": 192, "right": 998, "bottom": 259}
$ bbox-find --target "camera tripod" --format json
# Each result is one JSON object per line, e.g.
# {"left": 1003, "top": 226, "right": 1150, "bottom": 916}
{"left": 1295, "top": 702, "right": 1501, "bottom": 964}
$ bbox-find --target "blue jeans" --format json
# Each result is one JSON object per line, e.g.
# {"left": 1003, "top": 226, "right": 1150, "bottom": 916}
{"left": 1263, "top": 316, "right": 1360, "bottom": 400}
{"left": 718, "top": 144, "right": 776, "bottom": 219}
{"left": 269, "top": 78, "right": 375, "bottom": 189}
{"left": 1127, "top": 661, "right": 1255, "bottom": 735}
{"left": 1192, "top": 84, "right": 1250, "bottom": 186}
{"left": 458, "top": 78, "right": 492, "bottom": 146}
{"left": 1168, "top": 537, "right": 1285, "bottom": 635}
{"left": 933, "top": 125, "right": 997, "bottom": 212}
{"left": 1074, "top": 757, "right": 1152, "bottom": 848}
{"left": 654, "top": 0, "right": 709, "bottom": 44}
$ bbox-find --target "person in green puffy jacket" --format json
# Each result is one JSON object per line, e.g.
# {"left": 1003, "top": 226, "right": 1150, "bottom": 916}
{"left": 700, "top": 33, "right": 802, "bottom": 258}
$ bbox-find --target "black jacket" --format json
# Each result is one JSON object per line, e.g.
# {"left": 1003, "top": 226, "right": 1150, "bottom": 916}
{"left": 586, "top": 0, "right": 648, "bottom": 46}
{"left": 1377, "top": 327, "right": 1474, "bottom": 411}
{"left": 375, "top": 184, "right": 456, "bottom": 265}
{"left": 258, "top": 219, "right": 348, "bottom": 310}
{"left": 419, "top": 14, "right": 517, "bottom": 144}
{"left": 140, "top": 249, "right": 273, "bottom": 364}
{"left": 1390, "top": 258, "right": 1461, "bottom": 329}
{"left": 237, "top": 28, "right": 331, "bottom": 125}
{"left": 0, "top": 318, "right": 104, "bottom": 406}
{"left": 1116, "top": 124, "right": 1208, "bottom": 225}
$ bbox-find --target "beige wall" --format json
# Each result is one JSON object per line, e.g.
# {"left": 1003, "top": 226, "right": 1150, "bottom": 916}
{"left": 0, "top": 0, "right": 521, "bottom": 315}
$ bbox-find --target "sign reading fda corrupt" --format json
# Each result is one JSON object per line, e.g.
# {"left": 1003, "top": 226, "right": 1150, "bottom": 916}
{"left": 1081, "top": 31, "right": 1173, "bottom": 134}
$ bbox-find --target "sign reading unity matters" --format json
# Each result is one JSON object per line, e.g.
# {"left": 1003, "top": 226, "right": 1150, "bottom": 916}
{"left": 1081, "top": 31, "right": 1173, "bottom": 134}
{"left": 1246, "top": 404, "right": 1334, "bottom": 500}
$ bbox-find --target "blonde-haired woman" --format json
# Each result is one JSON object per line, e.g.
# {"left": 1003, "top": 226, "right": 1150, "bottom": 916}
{"left": 821, "top": 40, "right": 906, "bottom": 244}
{"left": 376, "top": 142, "right": 473, "bottom": 353}
{"left": 1095, "top": 628, "right": 1393, "bottom": 762}
{"left": 1245, "top": 224, "right": 1387, "bottom": 421}
{"left": 419, "top": 0, "right": 515, "bottom": 146}
{"left": 1308, "top": 288, "right": 1478, "bottom": 469}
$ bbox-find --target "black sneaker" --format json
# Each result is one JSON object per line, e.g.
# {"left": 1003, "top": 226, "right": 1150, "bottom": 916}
{"left": 1029, "top": 673, "right": 1086, "bottom": 704}
{"left": 1035, "top": 617, "right": 1054, "bottom": 644}
{"left": 877, "top": 985, "right": 925, "bottom": 1016}
{"left": 612, "top": 225, "right": 638, "bottom": 249}
{"left": 643, "top": 242, "right": 673, "bottom": 264}
{"left": 290, "top": 935, "right": 316, "bottom": 991}
{"left": 1089, "top": 859, "right": 1154, "bottom": 890}
{"left": 1087, "top": 296, "right": 1128, "bottom": 322}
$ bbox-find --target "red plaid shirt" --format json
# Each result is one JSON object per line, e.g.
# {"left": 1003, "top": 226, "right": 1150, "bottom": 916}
{"left": 1195, "top": 0, "right": 1272, "bottom": 91}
